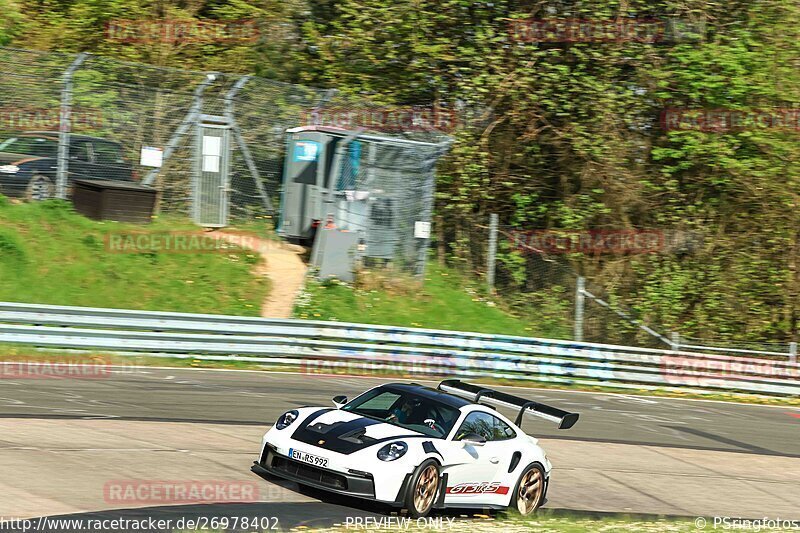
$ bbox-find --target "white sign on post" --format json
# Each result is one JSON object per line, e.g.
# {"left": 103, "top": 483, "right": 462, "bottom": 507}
{"left": 202, "top": 156, "right": 220, "bottom": 173}
{"left": 203, "top": 136, "right": 221, "bottom": 156}
{"left": 140, "top": 146, "right": 163, "bottom": 168}
{"left": 414, "top": 221, "right": 431, "bottom": 239}
{"left": 202, "top": 136, "right": 222, "bottom": 173}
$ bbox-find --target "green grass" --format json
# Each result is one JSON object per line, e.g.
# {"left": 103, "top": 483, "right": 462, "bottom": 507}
{"left": 294, "top": 265, "right": 571, "bottom": 338}
{"left": 0, "top": 197, "right": 268, "bottom": 315}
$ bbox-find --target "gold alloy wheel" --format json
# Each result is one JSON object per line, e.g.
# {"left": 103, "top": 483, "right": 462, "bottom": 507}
{"left": 413, "top": 464, "right": 439, "bottom": 514}
{"left": 516, "top": 467, "right": 544, "bottom": 515}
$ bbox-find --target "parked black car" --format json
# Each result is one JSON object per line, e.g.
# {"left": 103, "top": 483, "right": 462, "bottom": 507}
{"left": 0, "top": 132, "right": 135, "bottom": 200}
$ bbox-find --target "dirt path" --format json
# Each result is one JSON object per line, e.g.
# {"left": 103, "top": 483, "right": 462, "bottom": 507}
{"left": 219, "top": 232, "right": 307, "bottom": 318}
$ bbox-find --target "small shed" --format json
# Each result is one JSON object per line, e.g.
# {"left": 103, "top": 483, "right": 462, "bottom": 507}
{"left": 278, "top": 126, "right": 449, "bottom": 274}
{"left": 72, "top": 179, "right": 157, "bottom": 224}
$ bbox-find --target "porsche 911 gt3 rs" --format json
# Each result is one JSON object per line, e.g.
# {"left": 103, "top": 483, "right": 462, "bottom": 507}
{"left": 251, "top": 379, "right": 579, "bottom": 517}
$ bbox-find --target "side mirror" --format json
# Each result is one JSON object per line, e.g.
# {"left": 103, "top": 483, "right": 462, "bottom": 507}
{"left": 332, "top": 395, "right": 348, "bottom": 409}
{"left": 460, "top": 433, "right": 487, "bottom": 447}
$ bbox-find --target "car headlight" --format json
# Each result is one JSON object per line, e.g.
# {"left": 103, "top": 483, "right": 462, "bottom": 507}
{"left": 377, "top": 441, "right": 408, "bottom": 461}
{"left": 0, "top": 165, "right": 19, "bottom": 174}
{"left": 275, "top": 410, "right": 299, "bottom": 430}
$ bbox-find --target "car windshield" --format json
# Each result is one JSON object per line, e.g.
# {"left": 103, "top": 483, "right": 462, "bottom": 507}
{"left": 342, "top": 386, "right": 461, "bottom": 438}
{"left": 0, "top": 136, "right": 58, "bottom": 157}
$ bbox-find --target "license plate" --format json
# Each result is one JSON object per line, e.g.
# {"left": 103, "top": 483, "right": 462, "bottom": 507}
{"left": 289, "top": 448, "right": 329, "bottom": 468}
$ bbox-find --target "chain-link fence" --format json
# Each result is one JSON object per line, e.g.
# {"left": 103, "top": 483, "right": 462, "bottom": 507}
{"left": 444, "top": 214, "right": 799, "bottom": 357}
{"left": 0, "top": 47, "right": 302, "bottom": 214}
{"left": 0, "top": 46, "right": 450, "bottom": 274}
{"left": 329, "top": 134, "right": 448, "bottom": 274}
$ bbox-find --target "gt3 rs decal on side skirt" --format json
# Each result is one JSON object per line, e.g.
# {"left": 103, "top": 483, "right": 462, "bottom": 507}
{"left": 446, "top": 482, "right": 510, "bottom": 495}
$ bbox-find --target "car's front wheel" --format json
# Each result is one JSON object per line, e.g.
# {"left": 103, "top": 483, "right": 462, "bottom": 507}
{"left": 512, "top": 463, "right": 545, "bottom": 516}
{"left": 403, "top": 459, "right": 440, "bottom": 518}
{"left": 26, "top": 175, "right": 54, "bottom": 201}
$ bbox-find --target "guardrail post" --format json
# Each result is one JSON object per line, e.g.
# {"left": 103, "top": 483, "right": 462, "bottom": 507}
{"left": 56, "top": 52, "right": 89, "bottom": 199}
{"left": 790, "top": 342, "right": 797, "bottom": 364}
{"left": 487, "top": 214, "right": 499, "bottom": 293}
{"left": 574, "top": 276, "right": 585, "bottom": 342}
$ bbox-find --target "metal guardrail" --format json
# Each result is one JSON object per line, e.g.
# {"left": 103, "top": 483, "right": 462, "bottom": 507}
{"left": 0, "top": 302, "right": 797, "bottom": 396}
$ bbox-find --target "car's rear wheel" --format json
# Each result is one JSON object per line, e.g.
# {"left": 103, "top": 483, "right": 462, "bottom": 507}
{"left": 26, "top": 175, "right": 54, "bottom": 201}
{"left": 404, "top": 459, "right": 440, "bottom": 518}
{"left": 512, "top": 463, "right": 545, "bottom": 516}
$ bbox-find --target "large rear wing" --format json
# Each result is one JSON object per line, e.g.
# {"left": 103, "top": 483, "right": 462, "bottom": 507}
{"left": 438, "top": 379, "right": 579, "bottom": 430}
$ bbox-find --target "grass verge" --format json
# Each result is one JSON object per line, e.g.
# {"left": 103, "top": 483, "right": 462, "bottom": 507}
{"left": 294, "top": 265, "right": 570, "bottom": 338}
{"left": 0, "top": 198, "right": 268, "bottom": 315}
{"left": 297, "top": 510, "right": 698, "bottom": 532}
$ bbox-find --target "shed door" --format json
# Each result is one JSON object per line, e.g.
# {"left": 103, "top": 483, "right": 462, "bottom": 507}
{"left": 193, "top": 125, "right": 230, "bottom": 227}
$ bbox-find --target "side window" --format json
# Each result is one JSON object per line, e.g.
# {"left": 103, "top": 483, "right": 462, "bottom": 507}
{"left": 492, "top": 415, "right": 516, "bottom": 440}
{"left": 93, "top": 142, "right": 124, "bottom": 164}
{"left": 455, "top": 411, "right": 516, "bottom": 442}
{"left": 70, "top": 141, "right": 92, "bottom": 162}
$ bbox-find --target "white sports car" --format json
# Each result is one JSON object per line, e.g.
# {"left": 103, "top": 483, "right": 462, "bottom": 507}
{"left": 251, "top": 380, "right": 579, "bottom": 517}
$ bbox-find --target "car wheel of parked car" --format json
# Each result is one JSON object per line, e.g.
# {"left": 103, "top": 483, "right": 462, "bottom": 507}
{"left": 512, "top": 463, "right": 545, "bottom": 516}
{"left": 404, "top": 459, "right": 440, "bottom": 518}
{"left": 26, "top": 175, "right": 54, "bottom": 201}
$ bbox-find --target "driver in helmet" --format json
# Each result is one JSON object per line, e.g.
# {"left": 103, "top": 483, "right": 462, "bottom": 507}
{"left": 387, "top": 397, "right": 422, "bottom": 424}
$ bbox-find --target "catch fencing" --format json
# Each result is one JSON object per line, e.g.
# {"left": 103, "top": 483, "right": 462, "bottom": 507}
{"left": 0, "top": 301, "right": 796, "bottom": 397}
{"left": 0, "top": 47, "right": 449, "bottom": 272}
{"left": 450, "top": 213, "right": 799, "bottom": 355}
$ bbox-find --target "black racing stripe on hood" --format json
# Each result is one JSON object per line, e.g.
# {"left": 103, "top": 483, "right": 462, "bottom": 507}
{"left": 292, "top": 413, "right": 424, "bottom": 454}
{"left": 299, "top": 408, "right": 334, "bottom": 427}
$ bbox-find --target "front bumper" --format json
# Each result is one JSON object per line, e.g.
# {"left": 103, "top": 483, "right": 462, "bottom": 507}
{"left": 252, "top": 444, "right": 378, "bottom": 501}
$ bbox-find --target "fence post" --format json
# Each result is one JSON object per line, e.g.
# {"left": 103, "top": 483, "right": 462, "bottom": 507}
{"left": 790, "top": 342, "right": 797, "bottom": 364}
{"left": 487, "top": 214, "right": 499, "bottom": 292}
{"left": 56, "top": 52, "right": 88, "bottom": 199}
{"left": 224, "top": 76, "right": 275, "bottom": 215}
{"left": 574, "top": 276, "right": 585, "bottom": 342}
{"left": 142, "top": 73, "right": 217, "bottom": 187}
{"left": 414, "top": 146, "right": 443, "bottom": 278}
{"left": 671, "top": 332, "right": 681, "bottom": 351}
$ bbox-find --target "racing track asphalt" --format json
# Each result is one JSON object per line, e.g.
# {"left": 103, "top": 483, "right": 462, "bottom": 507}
{"left": 1, "top": 367, "right": 797, "bottom": 456}
{"left": 0, "top": 367, "right": 798, "bottom": 530}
